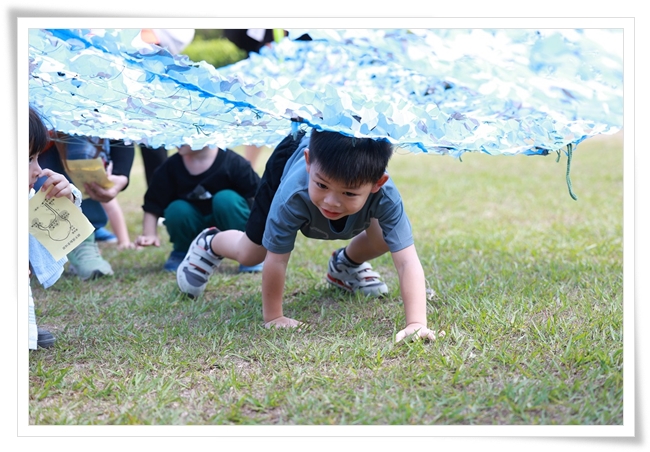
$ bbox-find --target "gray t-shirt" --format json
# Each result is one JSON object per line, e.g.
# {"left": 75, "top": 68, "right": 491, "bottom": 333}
{"left": 262, "top": 141, "right": 414, "bottom": 254}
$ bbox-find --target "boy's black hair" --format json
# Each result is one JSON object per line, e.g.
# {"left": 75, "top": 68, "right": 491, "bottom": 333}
{"left": 29, "top": 106, "right": 49, "bottom": 157}
{"left": 308, "top": 130, "right": 393, "bottom": 187}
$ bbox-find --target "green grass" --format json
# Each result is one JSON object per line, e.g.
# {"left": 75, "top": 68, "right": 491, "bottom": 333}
{"left": 182, "top": 37, "right": 247, "bottom": 69}
{"left": 29, "top": 133, "right": 624, "bottom": 425}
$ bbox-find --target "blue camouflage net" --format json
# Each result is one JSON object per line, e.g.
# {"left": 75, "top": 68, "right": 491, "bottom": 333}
{"left": 28, "top": 28, "right": 622, "bottom": 158}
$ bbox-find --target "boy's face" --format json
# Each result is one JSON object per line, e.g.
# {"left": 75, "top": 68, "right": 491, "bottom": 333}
{"left": 177, "top": 144, "right": 214, "bottom": 156}
{"left": 29, "top": 154, "right": 42, "bottom": 191}
{"left": 304, "top": 149, "right": 388, "bottom": 220}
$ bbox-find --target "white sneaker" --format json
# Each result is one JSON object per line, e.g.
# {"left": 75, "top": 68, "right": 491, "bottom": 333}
{"left": 176, "top": 227, "right": 222, "bottom": 298}
{"left": 326, "top": 248, "right": 388, "bottom": 297}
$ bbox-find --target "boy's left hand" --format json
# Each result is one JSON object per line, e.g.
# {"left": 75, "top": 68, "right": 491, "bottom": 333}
{"left": 395, "top": 323, "right": 436, "bottom": 343}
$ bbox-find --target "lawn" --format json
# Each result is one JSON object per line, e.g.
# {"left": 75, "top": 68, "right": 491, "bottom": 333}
{"left": 28, "top": 131, "right": 625, "bottom": 425}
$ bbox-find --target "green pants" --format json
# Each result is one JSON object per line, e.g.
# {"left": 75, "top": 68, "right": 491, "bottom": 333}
{"left": 164, "top": 190, "right": 250, "bottom": 253}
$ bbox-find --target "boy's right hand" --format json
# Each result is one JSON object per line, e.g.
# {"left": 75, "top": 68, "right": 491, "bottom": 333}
{"left": 395, "top": 323, "right": 436, "bottom": 343}
{"left": 134, "top": 234, "right": 160, "bottom": 248}
{"left": 264, "top": 316, "right": 302, "bottom": 329}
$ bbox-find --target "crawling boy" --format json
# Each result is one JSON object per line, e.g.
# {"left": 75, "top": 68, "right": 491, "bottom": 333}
{"left": 177, "top": 128, "right": 435, "bottom": 342}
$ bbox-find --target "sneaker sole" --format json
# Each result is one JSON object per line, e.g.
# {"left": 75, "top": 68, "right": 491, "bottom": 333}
{"left": 326, "top": 273, "right": 388, "bottom": 297}
{"left": 175, "top": 252, "right": 214, "bottom": 299}
{"left": 176, "top": 264, "right": 200, "bottom": 298}
{"left": 37, "top": 337, "right": 56, "bottom": 348}
{"left": 37, "top": 332, "right": 55, "bottom": 348}
{"left": 326, "top": 273, "right": 355, "bottom": 292}
{"left": 69, "top": 265, "right": 114, "bottom": 280}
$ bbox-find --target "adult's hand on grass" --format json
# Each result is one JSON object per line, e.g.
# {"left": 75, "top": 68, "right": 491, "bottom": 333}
{"left": 395, "top": 323, "right": 436, "bottom": 343}
{"left": 264, "top": 316, "right": 302, "bottom": 329}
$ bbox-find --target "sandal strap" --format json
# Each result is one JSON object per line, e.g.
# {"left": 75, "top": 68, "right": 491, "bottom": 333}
{"left": 352, "top": 262, "right": 382, "bottom": 281}
{"left": 187, "top": 246, "right": 219, "bottom": 274}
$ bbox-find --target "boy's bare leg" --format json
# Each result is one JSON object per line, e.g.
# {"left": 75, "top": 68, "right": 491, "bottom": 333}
{"left": 211, "top": 230, "right": 267, "bottom": 267}
{"left": 344, "top": 219, "right": 389, "bottom": 263}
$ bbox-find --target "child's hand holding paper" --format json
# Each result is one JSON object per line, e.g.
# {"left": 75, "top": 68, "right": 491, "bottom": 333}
{"left": 29, "top": 187, "right": 94, "bottom": 261}
{"left": 65, "top": 157, "right": 114, "bottom": 198}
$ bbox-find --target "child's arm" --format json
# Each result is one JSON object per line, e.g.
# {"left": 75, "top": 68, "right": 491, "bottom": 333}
{"left": 391, "top": 244, "right": 436, "bottom": 343}
{"left": 85, "top": 174, "right": 128, "bottom": 203}
{"left": 38, "top": 168, "right": 74, "bottom": 202}
{"left": 262, "top": 250, "right": 301, "bottom": 328}
{"left": 134, "top": 211, "right": 161, "bottom": 248}
{"left": 103, "top": 198, "right": 134, "bottom": 250}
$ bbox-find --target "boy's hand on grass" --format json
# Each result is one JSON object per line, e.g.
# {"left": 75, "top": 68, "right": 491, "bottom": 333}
{"left": 264, "top": 316, "right": 302, "bottom": 329}
{"left": 395, "top": 323, "right": 436, "bottom": 343}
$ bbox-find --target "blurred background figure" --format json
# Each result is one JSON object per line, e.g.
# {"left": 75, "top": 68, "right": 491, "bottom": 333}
{"left": 223, "top": 29, "right": 276, "bottom": 55}
{"left": 222, "top": 29, "right": 311, "bottom": 171}
{"left": 141, "top": 29, "right": 196, "bottom": 55}
{"left": 138, "top": 29, "right": 197, "bottom": 187}
{"left": 134, "top": 143, "right": 261, "bottom": 273}
{"left": 223, "top": 29, "right": 277, "bottom": 170}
